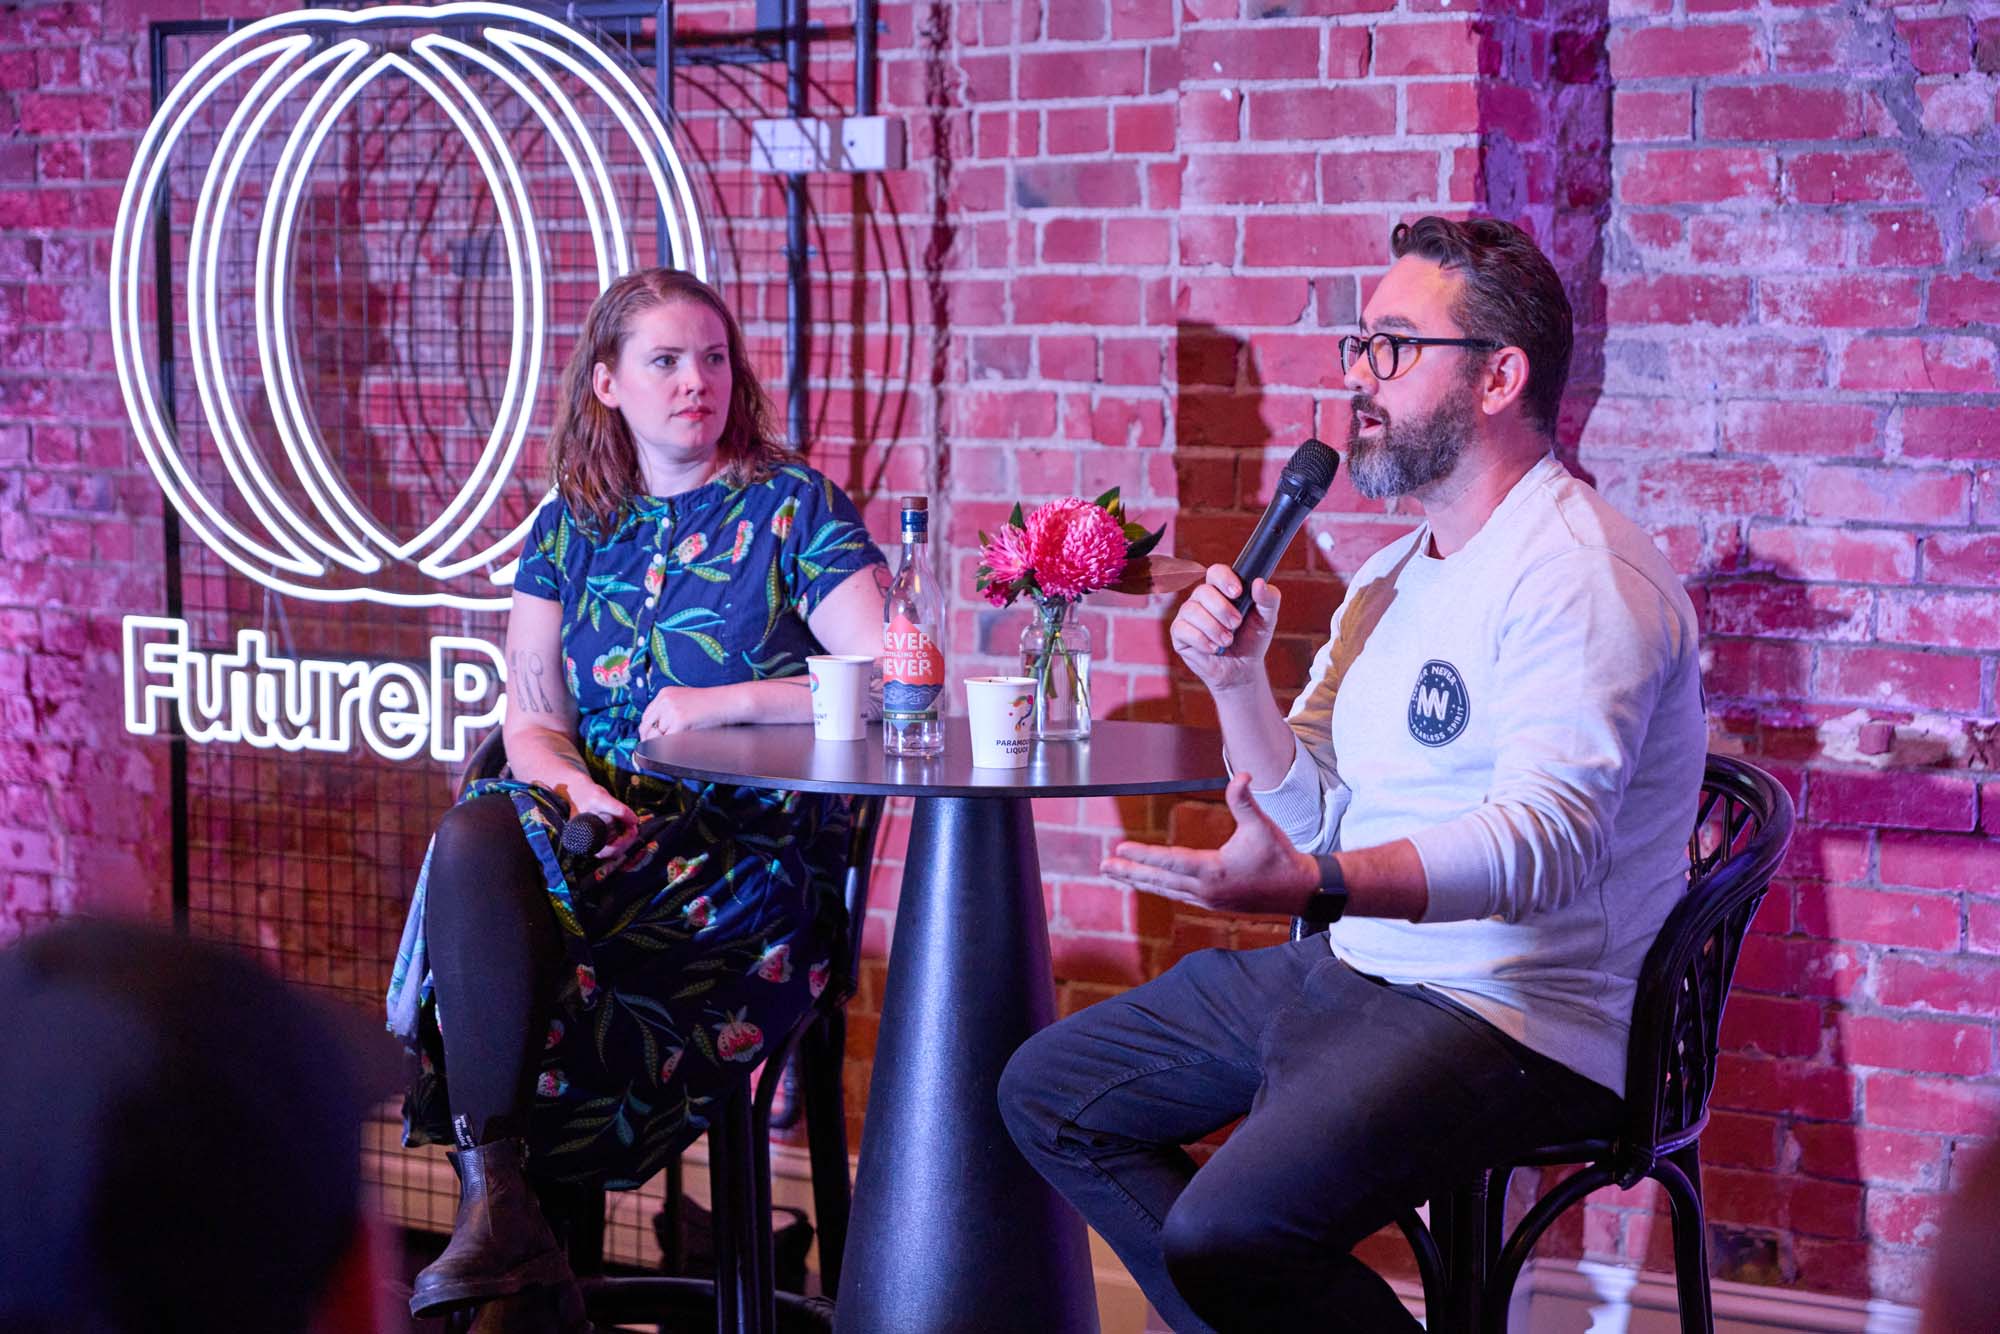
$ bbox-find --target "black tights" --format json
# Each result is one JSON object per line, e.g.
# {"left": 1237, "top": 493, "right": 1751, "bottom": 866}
{"left": 424, "top": 793, "right": 564, "bottom": 1145}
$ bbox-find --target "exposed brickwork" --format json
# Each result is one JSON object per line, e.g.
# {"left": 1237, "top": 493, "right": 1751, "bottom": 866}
{"left": 2, "top": 0, "right": 1995, "bottom": 1310}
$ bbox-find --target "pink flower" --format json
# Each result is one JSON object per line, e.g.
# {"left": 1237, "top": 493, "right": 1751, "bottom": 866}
{"left": 715, "top": 1009, "right": 764, "bottom": 1062}
{"left": 536, "top": 1069, "right": 570, "bottom": 1098}
{"left": 754, "top": 942, "right": 793, "bottom": 984}
{"left": 808, "top": 959, "right": 831, "bottom": 999}
{"left": 1024, "top": 498, "right": 1129, "bottom": 601}
{"left": 979, "top": 524, "right": 1033, "bottom": 606}
{"left": 659, "top": 1046, "right": 684, "bottom": 1083}
{"left": 675, "top": 533, "right": 708, "bottom": 563}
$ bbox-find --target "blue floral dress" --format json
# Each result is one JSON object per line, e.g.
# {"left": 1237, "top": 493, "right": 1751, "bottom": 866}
{"left": 398, "top": 462, "right": 886, "bottom": 1189}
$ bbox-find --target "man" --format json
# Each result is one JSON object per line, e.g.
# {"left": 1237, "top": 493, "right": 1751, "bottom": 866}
{"left": 999, "top": 216, "right": 1706, "bottom": 1332}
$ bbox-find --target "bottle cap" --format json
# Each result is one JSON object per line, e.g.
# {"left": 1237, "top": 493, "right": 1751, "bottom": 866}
{"left": 900, "top": 496, "right": 928, "bottom": 512}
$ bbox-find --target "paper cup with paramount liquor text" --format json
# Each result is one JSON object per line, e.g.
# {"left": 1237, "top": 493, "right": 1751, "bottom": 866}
{"left": 807, "top": 655, "right": 873, "bottom": 741}
{"left": 964, "top": 676, "right": 1036, "bottom": 768}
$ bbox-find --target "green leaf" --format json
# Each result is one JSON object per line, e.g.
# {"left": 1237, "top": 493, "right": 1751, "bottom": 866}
{"left": 688, "top": 566, "right": 729, "bottom": 583}
{"left": 607, "top": 600, "right": 635, "bottom": 629}
{"left": 657, "top": 606, "right": 725, "bottom": 632}
{"left": 1009, "top": 502, "right": 1025, "bottom": 529}
{"left": 1125, "top": 521, "right": 1167, "bottom": 561}
{"left": 671, "top": 978, "right": 718, "bottom": 1000}
{"left": 1092, "top": 486, "right": 1121, "bottom": 512}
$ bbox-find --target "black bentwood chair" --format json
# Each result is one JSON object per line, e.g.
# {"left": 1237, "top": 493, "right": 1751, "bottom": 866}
{"left": 447, "top": 728, "right": 883, "bottom": 1334}
{"left": 1291, "top": 754, "right": 1795, "bottom": 1334}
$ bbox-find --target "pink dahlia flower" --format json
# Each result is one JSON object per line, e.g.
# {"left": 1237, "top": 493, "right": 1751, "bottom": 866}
{"left": 980, "top": 524, "right": 1034, "bottom": 605}
{"left": 1025, "top": 498, "right": 1129, "bottom": 601}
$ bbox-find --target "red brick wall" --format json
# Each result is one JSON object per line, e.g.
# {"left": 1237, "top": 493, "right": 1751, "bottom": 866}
{"left": 3, "top": 0, "right": 1996, "bottom": 1308}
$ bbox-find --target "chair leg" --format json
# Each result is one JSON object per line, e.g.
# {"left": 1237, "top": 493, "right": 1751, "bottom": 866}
{"left": 660, "top": 1154, "right": 686, "bottom": 1275}
{"left": 708, "top": 1092, "right": 748, "bottom": 1334}
{"left": 1393, "top": 1207, "right": 1446, "bottom": 1323}
{"left": 749, "top": 1076, "right": 780, "bottom": 1334}
{"left": 800, "top": 1009, "right": 852, "bottom": 1296}
{"left": 1434, "top": 1175, "right": 1489, "bottom": 1333}
{"left": 1660, "top": 1143, "right": 1714, "bottom": 1334}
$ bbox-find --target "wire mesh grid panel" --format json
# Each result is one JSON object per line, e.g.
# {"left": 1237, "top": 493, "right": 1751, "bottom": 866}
{"left": 143, "top": 3, "right": 908, "bottom": 1276}
{"left": 143, "top": 7, "right": 736, "bottom": 1264}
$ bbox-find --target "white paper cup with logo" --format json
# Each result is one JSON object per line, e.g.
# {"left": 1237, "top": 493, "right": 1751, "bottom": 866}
{"left": 964, "top": 676, "right": 1035, "bottom": 768}
{"left": 807, "top": 655, "right": 873, "bottom": 741}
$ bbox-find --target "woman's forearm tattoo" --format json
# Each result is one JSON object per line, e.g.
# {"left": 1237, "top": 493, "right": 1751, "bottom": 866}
{"left": 510, "top": 649, "right": 558, "bottom": 714}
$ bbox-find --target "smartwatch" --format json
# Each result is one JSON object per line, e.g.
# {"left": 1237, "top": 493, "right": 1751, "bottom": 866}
{"left": 1304, "top": 854, "right": 1349, "bottom": 927}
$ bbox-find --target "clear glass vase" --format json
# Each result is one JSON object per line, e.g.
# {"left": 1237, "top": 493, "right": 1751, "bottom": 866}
{"left": 1019, "top": 599, "right": 1093, "bottom": 741}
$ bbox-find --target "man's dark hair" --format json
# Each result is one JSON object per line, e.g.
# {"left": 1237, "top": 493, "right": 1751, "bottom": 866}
{"left": 1389, "top": 216, "right": 1573, "bottom": 439}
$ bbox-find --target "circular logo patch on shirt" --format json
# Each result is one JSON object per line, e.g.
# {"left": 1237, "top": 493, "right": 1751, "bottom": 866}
{"left": 1407, "top": 660, "right": 1470, "bottom": 747}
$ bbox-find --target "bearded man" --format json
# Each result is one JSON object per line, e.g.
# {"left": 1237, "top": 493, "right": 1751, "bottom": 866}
{"left": 1000, "top": 216, "right": 1708, "bottom": 1333}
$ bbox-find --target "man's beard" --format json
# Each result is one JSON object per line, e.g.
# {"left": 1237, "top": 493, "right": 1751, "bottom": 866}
{"left": 1347, "top": 384, "right": 1477, "bottom": 500}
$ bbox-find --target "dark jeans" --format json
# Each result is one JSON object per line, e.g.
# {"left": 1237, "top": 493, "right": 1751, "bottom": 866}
{"left": 998, "top": 938, "right": 1623, "bottom": 1334}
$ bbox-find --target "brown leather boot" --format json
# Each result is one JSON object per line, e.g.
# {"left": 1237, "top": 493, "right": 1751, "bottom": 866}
{"left": 409, "top": 1129, "right": 572, "bottom": 1317}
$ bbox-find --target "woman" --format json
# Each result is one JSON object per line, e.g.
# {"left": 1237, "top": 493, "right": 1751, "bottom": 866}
{"left": 390, "top": 269, "right": 887, "bottom": 1325}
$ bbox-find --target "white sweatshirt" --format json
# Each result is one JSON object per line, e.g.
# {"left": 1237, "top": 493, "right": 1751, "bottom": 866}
{"left": 1249, "top": 454, "right": 1706, "bottom": 1096}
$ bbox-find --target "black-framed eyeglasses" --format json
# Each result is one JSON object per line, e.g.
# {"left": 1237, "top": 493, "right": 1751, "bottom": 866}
{"left": 1338, "top": 332, "right": 1499, "bottom": 381}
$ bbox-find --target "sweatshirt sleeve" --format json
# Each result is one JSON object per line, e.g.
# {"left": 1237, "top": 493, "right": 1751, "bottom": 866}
{"left": 1227, "top": 608, "right": 1353, "bottom": 853}
{"left": 1406, "top": 548, "right": 1687, "bottom": 923}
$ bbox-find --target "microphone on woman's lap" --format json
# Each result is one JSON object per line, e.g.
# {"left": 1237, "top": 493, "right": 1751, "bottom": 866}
{"left": 1225, "top": 438, "right": 1341, "bottom": 629}
{"left": 560, "top": 813, "right": 609, "bottom": 858}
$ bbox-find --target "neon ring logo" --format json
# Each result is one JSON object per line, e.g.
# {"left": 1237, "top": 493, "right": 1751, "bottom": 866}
{"left": 110, "top": 3, "right": 709, "bottom": 611}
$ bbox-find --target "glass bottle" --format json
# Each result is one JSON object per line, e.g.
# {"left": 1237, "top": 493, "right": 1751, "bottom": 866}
{"left": 882, "top": 497, "right": 945, "bottom": 756}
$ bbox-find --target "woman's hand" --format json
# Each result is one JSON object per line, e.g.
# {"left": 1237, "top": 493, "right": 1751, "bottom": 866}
{"left": 640, "top": 685, "right": 737, "bottom": 739}
{"left": 564, "top": 781, "right": 641, "bottom": 860}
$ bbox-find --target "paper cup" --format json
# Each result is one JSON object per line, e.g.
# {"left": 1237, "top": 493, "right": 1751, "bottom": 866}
{"left": 807, "top": 655, "right": 872, "bottom": 741}
{"left": 964, "top": 676, "right": 1035, "bottom": 768}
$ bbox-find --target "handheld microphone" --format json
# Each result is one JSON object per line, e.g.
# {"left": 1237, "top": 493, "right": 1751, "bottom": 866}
{"left": 1226, "top": 438, "right": 1340, "bottom": 622}
{"left": 559, "top": 813, "right": 609, "bottom": 858}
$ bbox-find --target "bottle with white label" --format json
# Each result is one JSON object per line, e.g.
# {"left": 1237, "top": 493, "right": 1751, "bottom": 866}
{"left": 882, "top": 496, "right": 945, "bottom": 756}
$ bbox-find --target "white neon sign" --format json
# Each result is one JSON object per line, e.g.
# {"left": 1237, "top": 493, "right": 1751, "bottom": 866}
{"left": 111, "top": 3, "right": 710, "bottom": 611}
{"left": 125, "top": 616, "right": 507, "bottom": 763}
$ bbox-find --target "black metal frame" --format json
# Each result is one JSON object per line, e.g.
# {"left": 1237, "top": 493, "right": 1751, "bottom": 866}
{"left": 144, "top": 0, "right": 883, "bottom": 932}
{"left": 1292, "top": 754, "right": 1795, "bottom": 1332}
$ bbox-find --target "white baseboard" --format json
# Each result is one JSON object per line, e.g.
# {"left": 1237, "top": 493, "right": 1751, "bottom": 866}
{"left": 1381, "top": 1259, "right": 1919, "bottom": 1334}
{"left": 369, "top": 1133, "right": 1920, "bottom": 1334}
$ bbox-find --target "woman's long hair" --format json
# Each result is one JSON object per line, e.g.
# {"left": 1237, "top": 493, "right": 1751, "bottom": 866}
{"left": 546, "top": 268, "right": 789, "bottom": 538}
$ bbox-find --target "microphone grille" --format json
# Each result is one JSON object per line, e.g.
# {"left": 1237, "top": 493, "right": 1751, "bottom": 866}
{"left": 1285, "top": 438, "right": 1339, "bottom": 491}
{"left": 559, "top": 815, "right": 605, "bottom": 858}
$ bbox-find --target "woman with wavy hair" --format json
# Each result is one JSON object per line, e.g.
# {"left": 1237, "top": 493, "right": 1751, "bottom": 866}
{"left": 389, "top": 269, "right": 888, "bottom": 1328}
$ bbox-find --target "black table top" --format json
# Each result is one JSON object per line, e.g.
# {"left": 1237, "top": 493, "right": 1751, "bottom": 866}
{"left": 635, "top": 719, "right": 1229, "bottom": 799}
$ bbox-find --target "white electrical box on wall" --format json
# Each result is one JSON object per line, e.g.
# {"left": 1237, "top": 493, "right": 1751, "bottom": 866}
{"left": 751, "top": 116, "right": 906, "bottom": 173}
{"left": 838, "top": 115, "right": 906, "bottom": 171}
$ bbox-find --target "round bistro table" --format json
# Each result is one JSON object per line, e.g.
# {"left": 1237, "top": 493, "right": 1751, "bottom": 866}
{"left": 637, "top": 718, "right": 1228, "bottom": 1334}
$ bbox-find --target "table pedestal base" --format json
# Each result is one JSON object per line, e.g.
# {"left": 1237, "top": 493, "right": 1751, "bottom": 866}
{"left": 833, "top": 795, "right": 1100, "bottom": 1334}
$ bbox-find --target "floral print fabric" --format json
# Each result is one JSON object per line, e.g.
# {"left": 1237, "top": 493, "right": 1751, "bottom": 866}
{"left": 401, "top": 463, "right": 886, "bottom": 1188}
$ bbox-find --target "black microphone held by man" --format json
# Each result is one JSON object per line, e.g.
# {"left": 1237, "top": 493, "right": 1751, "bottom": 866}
{"left": 1222, "top": 436, "right": 1340, "bottom": 634}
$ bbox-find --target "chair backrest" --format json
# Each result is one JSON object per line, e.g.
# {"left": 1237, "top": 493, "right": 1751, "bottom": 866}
{"left": 1610, "top": 753, "right": 1794, "bottom": 1184}
{"left": 453, "top": 726, "right": 883, "bottom": 1005}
